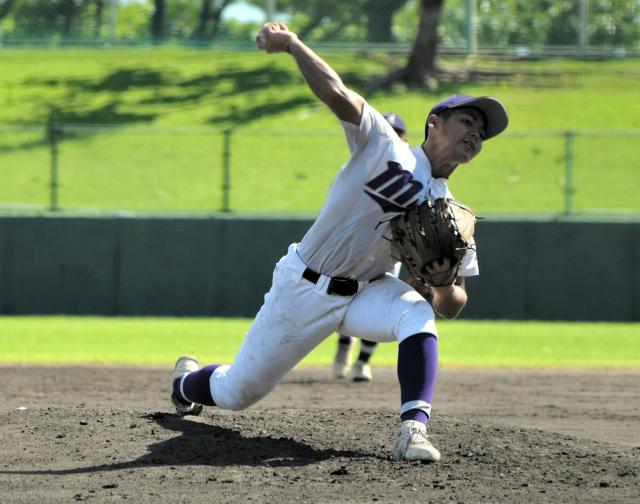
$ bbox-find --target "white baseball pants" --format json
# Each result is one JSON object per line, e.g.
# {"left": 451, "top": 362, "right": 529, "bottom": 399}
{"left": 210, "top": 244, "right": 437, "bottom": 410}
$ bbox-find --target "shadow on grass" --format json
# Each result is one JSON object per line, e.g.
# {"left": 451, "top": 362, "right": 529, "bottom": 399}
{"left": 208, "top": 95, "right": 317, "bottom": 126}
{"left": 0, "top": 101, "right": 158, "bottom": 154}
{"left": 47, "top": 102, "right": 158, "bottom": 125}
{"left": 0, "top": 137, "right": 49, "bottom": 153}
{"left": 11, "top": 60, "right": 501, "bottom": 153}
{"left": 25, "top": 68, "right": 171, "bottom": 93}
{"left": 179, "top": 66, "right": 295, "bottom": 94}
{"left": 22, "top": 65, "right": 311, "bottom": 129}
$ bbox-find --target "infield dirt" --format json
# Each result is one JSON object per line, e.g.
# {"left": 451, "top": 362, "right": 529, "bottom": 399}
{"left": 1, "top": 366, "right": 639, "bottom": 503}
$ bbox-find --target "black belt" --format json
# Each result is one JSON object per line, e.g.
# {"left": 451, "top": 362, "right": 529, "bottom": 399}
{"left": 302, "top": 268, "right": 359, "bottom": 296}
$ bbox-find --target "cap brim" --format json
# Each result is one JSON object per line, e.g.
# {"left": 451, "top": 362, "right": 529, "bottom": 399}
{"left": 449, "top": 96, "right": 509, "bottom": 140}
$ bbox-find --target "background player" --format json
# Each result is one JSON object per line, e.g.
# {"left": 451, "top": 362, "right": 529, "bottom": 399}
{"left": 170, "top": 22, "right": 508, "bottom": 462}
{"left": 333, "top": 112, "right": 408, "bottom": 383}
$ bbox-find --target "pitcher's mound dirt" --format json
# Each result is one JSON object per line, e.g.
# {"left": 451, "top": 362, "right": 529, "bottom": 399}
{"left": 1, "top": 366, "right": 639, "bottom": 503}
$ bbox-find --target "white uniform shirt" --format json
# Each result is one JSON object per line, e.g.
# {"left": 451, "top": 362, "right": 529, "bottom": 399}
{"left": 297, "top": 102, "right": 478, "bottom": 280}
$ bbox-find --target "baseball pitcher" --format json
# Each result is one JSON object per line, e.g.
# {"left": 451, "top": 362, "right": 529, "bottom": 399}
{"left": 170, "top": 22, "right": 508, "bottom": 462}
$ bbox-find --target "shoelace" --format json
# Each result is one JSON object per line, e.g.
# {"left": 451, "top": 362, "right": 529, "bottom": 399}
{"left": 408, "top": 427, "right": 431, "bottom": 445}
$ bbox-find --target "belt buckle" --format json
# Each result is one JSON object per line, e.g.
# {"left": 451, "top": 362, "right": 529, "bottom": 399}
{"left": 327, "top": 277, "right": 358, "bottom": 296}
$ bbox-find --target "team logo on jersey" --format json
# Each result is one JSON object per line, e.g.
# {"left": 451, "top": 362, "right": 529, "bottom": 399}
{"left": 364, "top": 161, "right": 423, "bottom": 213}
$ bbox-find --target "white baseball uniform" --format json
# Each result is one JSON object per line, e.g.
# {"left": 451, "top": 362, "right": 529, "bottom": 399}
{"left": 209, "top": 103, "right": 478, "bottom": 411}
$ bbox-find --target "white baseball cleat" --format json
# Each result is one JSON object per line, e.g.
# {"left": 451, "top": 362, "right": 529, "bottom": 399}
{"left": 332, "top": 340, "right": 354, "bottom": 379}
{"left": 171, "top": 355, "right": 204, "bottom": 416}
{"left": 393, "top": 420, "right": 441, "bottom": 462}
{"left": 351, "top": 361, "right": 373, "bottom": 382}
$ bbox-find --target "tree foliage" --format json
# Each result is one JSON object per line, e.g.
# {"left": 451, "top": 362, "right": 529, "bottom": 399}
{"left": 248, "top": 0, "right": 410, "bottom": 42}
{"left": 0, "top": 0, "right": 16, "bottom": 21}
{"left": 467, "top": 0, "right": 640, "bottom": 47}
{"left": 8, "top": 1, "right": 80, "bottom": 38}
{"left": 0, "top": 0, "right": 637, "bottom": 47}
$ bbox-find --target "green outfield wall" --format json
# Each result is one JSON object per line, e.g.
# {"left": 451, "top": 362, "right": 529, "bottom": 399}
{"left": 0, "top": 215, "right": 637, "bottom": 321}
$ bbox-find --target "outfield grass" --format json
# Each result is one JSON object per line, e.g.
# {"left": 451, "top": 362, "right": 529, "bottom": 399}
{"left": 1, "top": 48, "right": 639, "bottom": 214}
{"left": 0, "top": 316, "right": 638, "bottom": 369}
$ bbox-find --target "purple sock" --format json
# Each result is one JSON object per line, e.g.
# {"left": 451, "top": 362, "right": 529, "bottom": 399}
{"left": 173, "top": 365, "right": 219, "bottom": 406}
{"left": 397, "top": 333, "right": 438, "bottom": 424}
{"left": 338, "top": 335, "right": 352, "bottom": 345}
{"left": 357, "top": 340, "right": 377, "bottom": 363}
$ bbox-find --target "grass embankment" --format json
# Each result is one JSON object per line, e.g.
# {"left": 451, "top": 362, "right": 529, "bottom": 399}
{"left": 1, "top": 48, "right": 639, "bottom": 214}
{"left": 1, "top": 316, "right": 638, "bottom": 369}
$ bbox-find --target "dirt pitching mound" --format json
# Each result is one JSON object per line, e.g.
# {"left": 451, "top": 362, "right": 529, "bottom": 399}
{"left": 1, "top": 366, "right": 638, "bottom": 503}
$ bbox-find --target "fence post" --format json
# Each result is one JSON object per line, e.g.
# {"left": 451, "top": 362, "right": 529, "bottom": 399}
{"left": 47, "top": 122, "right": 61, "bottom": 211}
{"left": 222, "top": 129, "right": 232, "bottom": 212}
{"left": 465, "top": 0, "right": 478, "bottom": 56}
{"left": 564, "top": 130, "right": 575, "bottom": 215}
{"left": 108, "top": 0, "right": 118, "bottom": 43}
{"left": 578, "top": 0, "right": 588, "bottom": 51}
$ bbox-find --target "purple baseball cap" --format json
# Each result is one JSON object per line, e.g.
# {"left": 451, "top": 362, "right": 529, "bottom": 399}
{"left": 383, "top": 112, "right": 406, "bottom": 134}
{"left": 424, "top": 94, "right": 508, "bottom": 140}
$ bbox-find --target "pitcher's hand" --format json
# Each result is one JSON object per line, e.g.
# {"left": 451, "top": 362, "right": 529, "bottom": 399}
{"left": 256, "top": 22, "right": 298, "bottom": 53}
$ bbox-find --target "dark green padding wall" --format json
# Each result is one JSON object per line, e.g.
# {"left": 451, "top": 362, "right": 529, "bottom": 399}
{"left": 0, "top": 215, "right": 637, "bottom": 321}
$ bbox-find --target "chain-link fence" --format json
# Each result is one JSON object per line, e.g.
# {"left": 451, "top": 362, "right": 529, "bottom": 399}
{"left": 2, "top": 124, "right": 639, "bottom": 216}
{"left": 0, "top": 1, "right": 638, "bottom": 56}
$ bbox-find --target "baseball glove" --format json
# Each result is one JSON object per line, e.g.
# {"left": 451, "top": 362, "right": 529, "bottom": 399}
{"left": 391, "top": 198, "right": 476, "bottom": 287}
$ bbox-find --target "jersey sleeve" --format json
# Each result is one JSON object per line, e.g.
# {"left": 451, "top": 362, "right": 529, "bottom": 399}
{"left": 443, "top": 187, "right": 479, "bottom": 278}
{"left": 458, "top": 238, "right": 479, "bottom": 277}
{"left": 340, "top": 102, "right": 388, "bottom": 155}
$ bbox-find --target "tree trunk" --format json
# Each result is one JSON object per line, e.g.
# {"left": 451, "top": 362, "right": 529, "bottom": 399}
{"left": 94, "top": 0, "right": 104, "bottom": 39}
{"left": 0, "top": 0, "right": 16, "bottom": 21}
{"left": 60, "top": 0, "right": 80, "bottom": 38}
{"left": 196, "top": 0, "right": 211, "bottom": 39}
{"left": 365, "top": 0, "right": 407, "bottom": 43}
{"left": 403, "top": 0, "right": 444, "bottom": 89}
{"left": 151, "top": 0, "right": 165, "bottom": 40}
{"left": 208, "top": 0, "right": 233, "bottom": 39}
{"left": 196, "top": 0, "right": 232, "bottom": 40}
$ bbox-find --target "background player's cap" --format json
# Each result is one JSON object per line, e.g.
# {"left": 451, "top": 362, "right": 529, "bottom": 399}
{"left": 424, "top": 94, "right": 508, "bottom": 140}
{"left": 383, "top": 112, "right": 406, "bottom": 134}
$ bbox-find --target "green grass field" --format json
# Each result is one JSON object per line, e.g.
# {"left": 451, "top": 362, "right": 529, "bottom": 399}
{"left": 1, "top": 48, "right": 639, "bottom": 214}
{"left": 1, "top": 316, "right": 638, "bottom": 369}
